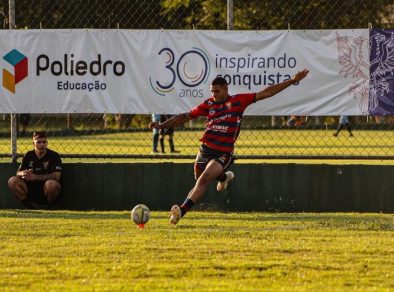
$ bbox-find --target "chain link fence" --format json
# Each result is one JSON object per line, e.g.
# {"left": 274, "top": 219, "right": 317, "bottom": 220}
{"left": 0, "top": 0, "right": 393, "bottom": 160}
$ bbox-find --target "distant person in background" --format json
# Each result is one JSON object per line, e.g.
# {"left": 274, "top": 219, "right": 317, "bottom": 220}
{"left": 152, "top": 114, "right": 161, "bottom": 153}
{"left": 149, "top": 69, "right": 309, "bottom": 225}
{"left": 280, "top": 116, "right": 287, "bottom": 126}
{"left": 333, "top": 115, "right": 353, "bottom": 137}
{"left": 103, "top": 114, "right": 111, "bottom": 129}
{"left": 18, "top": 114, "right": 31, "bottom": 134}
{"left": 286, "top": 115, "right": 305, "bottom": 127}
{"left": 7, "top": 131, "right": 62, "bottom": 209}
{"left": 115, "top": 114, "right": 134, "bottom": 129}
{"left": 374, "top": 115, "right": 384, "bottom": 124}
{"left": 286, "top": 115, "right": 297, "bottom": 126}
{"left": 159, "top": 114, "right": 179, "bottom": 154}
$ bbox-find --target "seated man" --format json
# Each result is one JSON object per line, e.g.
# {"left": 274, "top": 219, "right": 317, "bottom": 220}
{"left": 8, "top": 131, "right": 62, "bottom": 209}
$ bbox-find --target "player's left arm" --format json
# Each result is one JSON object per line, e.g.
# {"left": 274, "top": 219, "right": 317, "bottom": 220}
{"left": 255, "top": 69, "right": 309, "bottom": 101}
{"left": 39, "top": 171, "right": 61, "bottom": 182}
{"left": 36, "top": 154, "right": 62, "bottom": 182}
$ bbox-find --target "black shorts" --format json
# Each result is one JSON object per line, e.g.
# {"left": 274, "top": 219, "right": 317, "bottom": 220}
{"left": 194, "top": 144, "right": 234, "bottom": 175}
{"left": 26, "top": 181, "right": 47, "bottom": 204}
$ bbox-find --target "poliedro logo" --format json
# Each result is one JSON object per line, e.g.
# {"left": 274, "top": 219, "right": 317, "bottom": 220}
{"left": 3, "top": 49, "right": 28, "bottom": 93}
{"left": 1, "top": 50, "right": 125, "bottom": 94}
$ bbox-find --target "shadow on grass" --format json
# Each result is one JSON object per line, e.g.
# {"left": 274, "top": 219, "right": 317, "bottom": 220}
{"left": 0, "top": 209, "right": 174, "bottom": 220}
{"left": 0, "top": 209, "right": 129, "bottom": 220}
{"left": 0, "top": 210, "right": 392, "bottom": 231}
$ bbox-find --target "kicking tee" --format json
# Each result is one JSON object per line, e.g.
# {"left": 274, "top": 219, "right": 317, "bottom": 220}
{"left": 189, "top": 93, "right": 256, "bottom": 153}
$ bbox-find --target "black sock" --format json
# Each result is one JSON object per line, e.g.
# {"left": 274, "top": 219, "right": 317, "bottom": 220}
{"left": 180, "top": 198, "right": 195, "bottom": 217}
{"left": 169, "top": 139, "right": 175, "bottom": 152}
{"left": 217, "top": 172, "right": 227, "bottom": 182}
{"left": 21, "top": 198, "right": 35, "bottom": 209}
{"left": 46, "top": 201, "right": 55, "bottom": 210}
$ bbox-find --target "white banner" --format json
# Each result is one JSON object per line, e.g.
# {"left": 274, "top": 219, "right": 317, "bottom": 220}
{"left": 0, "top": 29, "right": 369, "bottom": 115}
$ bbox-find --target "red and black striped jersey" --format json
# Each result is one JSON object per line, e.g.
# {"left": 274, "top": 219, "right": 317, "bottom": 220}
{"left": 189, "top": 93, "right": 256, "bottom": 153}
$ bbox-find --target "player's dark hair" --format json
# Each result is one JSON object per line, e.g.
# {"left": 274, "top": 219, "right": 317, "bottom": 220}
{"left": 33, "top": 131, "right": 47, "bottom": 139}
{"left": 211, "top": 76, "right": 228, "bottom": 86}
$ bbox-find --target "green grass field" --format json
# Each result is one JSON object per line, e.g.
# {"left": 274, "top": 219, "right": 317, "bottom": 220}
{"left": 1, "top": 129, "right": 394, "bottom": 161}
{"left": 1, "top": 210, "right": 393, "bottom": 291}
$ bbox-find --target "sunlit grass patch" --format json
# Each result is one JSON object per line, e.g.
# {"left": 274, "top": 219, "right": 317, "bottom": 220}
{"left": 0, "top": 210, "right": 393, "bottom": 290}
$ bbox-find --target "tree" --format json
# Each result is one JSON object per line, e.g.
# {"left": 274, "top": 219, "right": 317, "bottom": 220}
{"left": 12, "top": 0, "right": 166, "bottom": 29}
{"left": 160, "top": 0, "right": 393, "bottom": 30}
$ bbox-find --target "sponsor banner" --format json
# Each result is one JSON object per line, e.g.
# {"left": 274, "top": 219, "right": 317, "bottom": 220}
{"left": 0, "top": 29, "right": 371, "bottom": 115}
{"left": 369, "top": 29, "right": 394, "bottom": 115}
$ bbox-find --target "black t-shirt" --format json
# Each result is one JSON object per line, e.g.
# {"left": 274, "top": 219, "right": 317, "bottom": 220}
{"left": 18, "top": 149, "right": 62, "bottom": 175}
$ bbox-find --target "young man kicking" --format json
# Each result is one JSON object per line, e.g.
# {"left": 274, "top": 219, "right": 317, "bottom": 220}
{"left": 149, "top": 69, "right": 309, "bottom": 224}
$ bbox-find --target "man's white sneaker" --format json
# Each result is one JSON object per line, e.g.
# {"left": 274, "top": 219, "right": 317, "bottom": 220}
{"left": 170, "top": 205, "right": 181, "bottom": 225}
{"left": 217, "top": 171, "right": 235, "bottom": 192}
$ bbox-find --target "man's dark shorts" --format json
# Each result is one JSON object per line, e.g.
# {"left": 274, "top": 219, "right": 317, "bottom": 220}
{"left": 26, "top": 181, "right": 48, "bottom": 204}
{"left": 194, "top": 144, "right": 234, "bottom": 175}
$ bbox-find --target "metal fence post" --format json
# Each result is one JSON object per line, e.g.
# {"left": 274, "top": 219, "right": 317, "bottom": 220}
{"left": 227, "top": 0, "right": 233, "bottom": 30}
{"left": 9, "top": 0, "right": 17, "bottom": 162}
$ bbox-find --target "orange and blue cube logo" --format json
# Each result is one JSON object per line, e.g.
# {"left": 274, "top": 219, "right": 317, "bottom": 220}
{"left": 3, "top": 49, "right": 28, "bottom": 93}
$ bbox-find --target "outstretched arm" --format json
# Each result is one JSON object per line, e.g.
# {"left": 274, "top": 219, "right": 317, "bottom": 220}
{"left": 255, "top": 69, "right": 309, "bottom": 101}
{"left": 149, "top": 113, "right": 192, "bottom": 130}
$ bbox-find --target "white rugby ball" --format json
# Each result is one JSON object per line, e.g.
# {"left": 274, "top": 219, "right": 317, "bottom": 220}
{"left": 131, "top": 204, "right": 150, "bottom": 225}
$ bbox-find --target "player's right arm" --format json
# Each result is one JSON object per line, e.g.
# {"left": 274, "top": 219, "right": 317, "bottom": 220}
{"left": 16, "top": 154, "right": 29, "bottom": 177}
{"left": 149, "top": 113, "right": 191, "bottom": 130}
{"left": 16, "top": 169, "right": 26, "bottom": 177}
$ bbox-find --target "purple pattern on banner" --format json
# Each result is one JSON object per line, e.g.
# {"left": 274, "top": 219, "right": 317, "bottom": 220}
{"left": 336, "top": 33, "right": 369, "bottom": 113}
{"left": 369, "top": 29, "right": 394, "bottom": 115}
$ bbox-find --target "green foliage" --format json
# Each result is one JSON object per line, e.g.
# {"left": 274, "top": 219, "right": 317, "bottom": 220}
{"left": 12, "top": 0, "right": 164, "bottom": 29}
{"left": 161, "top": 0, "right": 393, "bottom": 29}
{"left": 0, "top": 211, "right": 393, "bottom": 290}
{"left": 9, "top": 0, "right": 387, "bottom": 30}
{"left": 1, "top": 0, "right": 392, "bottom": 30}
{"left": 161, "top": 0, "right": 227, "bottom": 29}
